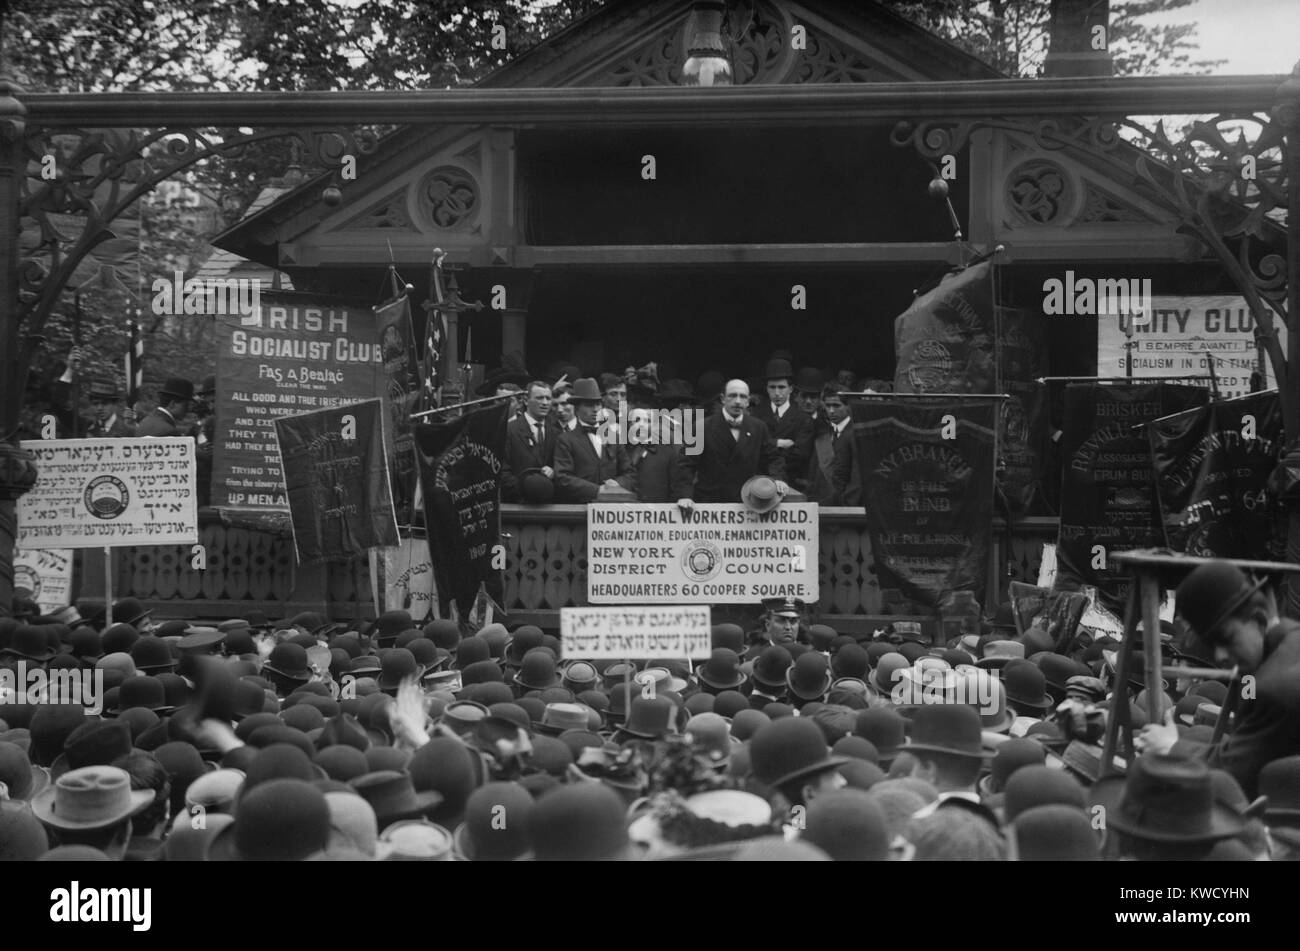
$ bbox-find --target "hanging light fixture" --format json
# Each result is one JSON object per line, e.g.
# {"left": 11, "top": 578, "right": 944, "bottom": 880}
{"left": 681, "top": 1, "right": 733, "bottom": 87}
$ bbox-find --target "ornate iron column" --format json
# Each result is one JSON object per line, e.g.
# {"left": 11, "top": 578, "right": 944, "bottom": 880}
{"left": 0, "top": 61, "right": 36, "bottom": 617}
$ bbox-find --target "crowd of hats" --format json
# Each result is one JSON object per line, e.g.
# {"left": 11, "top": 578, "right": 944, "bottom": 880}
{"left": 1, "top": 600, "right": 1297, "bottom": 862}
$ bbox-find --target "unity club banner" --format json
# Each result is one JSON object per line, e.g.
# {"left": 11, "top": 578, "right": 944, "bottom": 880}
{"left": 1056, "top": 383, "right": 1208, "bottom": 608}
{"left": 893, "top": 263, "right": 1049, "bottom": 517}
{"left": 274, "top": 399, "right": 399, "bottom": 562}
{"left": 851, "top": 400, "right": 998, "bottom": 611}
{"left": 414, "top": 403, "right": 509, "bottom": 620}
{"left": 1147, "top": 390, "right": 1286, "bottom": 560}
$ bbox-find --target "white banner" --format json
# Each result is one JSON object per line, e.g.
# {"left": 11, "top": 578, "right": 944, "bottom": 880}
{"left": 18, "top": 438, "right": 198, "bottom": 549}
{"left": 1097, "top": 296, "right": 1287, "bottom": 399}
{"left": 383, "top": 536, "right": 437, "bottom": 620}
{"left": 585, "top": 503, "right": 819, "bottom": 605}
{"left": 13, "top": 545, "right": 73, "bottom": 614}
{"left": 560, "top": 605, "right": 712, "bottom": 659}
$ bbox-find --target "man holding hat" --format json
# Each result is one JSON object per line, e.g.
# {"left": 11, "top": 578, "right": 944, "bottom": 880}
{"left": 553, "top": 378, "right": 633, "bottom": 503}
{"left": 1137, "top": 560, "right": 1300, "bottom": 797}
{"left": 691, "top": 379, "right": 786, "bottom": 504}
{"left": 85, "top": 379, "right": 136, "bottom": 437}
{"left": 136, "top": 377, "right": 194, "bottom": 437}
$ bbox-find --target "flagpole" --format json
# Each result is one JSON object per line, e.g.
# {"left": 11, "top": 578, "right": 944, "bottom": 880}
{"left": 410, "top": 392, "right": 516, "bottom": 420}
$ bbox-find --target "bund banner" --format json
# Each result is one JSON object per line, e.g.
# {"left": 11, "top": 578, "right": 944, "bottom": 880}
{"left": 1147, "top": 390, "right": 1285, "bottom": 560}
{"left": 274, "top": 399, "right": 399, "bottom": 561}
{"left": 1056, "top": 383, "right": 1207, "bottom": 608}
{"left": 851, "top": 401, "right": 998, "bottom": 610}
{"left": 414, "top": 404, "right": 509, "bottom": 620}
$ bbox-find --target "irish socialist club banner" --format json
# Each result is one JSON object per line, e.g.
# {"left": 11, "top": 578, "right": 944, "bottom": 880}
{"left": 414, "top": 404, "right": 509, "bottom": 620}
{"left": 851, "top": 400, "right": 997, "bottom": 610}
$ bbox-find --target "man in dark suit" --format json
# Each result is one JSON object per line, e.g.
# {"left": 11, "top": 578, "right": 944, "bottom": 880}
{"left": 625, "top": 406, "right": 693, "bottom": 504}
{"left": 505, "top": 381, "right": 559, "bottom": 491}
{"left": 553, "top": 378, "right": 633, "bottom": 503}
{"left": 752, "top": 359, "right": 814, "bottom": 481}
{"left": 793, "top": 367, "right": 824, "bottom": 432}
{"left": 136, "top": 377, "right": 194, "bottom": 437}
{"left": 691, "top": 379, "right": 786, "bottom": 504}
{"left": 804, "top": 385, "right": 860, "bottom": 506}
{"left": 85, "top": 379, "right": 136, "bottom": 437}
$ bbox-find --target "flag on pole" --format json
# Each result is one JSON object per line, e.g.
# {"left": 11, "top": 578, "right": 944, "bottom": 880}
{"left": 125, "top": 313, "right": 143, "bottom": 407}
{"left": 424, "top": 307, "right": 447, "bottom": 396}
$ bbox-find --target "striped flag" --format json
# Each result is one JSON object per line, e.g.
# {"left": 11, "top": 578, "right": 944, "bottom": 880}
{"left": 424, "top": 307, "right": 447, "bottom": 397}
{"left": 125, "top": 314, "right": 143, "bottom": 407}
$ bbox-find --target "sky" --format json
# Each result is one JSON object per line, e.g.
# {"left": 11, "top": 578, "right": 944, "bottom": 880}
{"left": 1134, "top": 0, "right": 1300, "bottom": 74}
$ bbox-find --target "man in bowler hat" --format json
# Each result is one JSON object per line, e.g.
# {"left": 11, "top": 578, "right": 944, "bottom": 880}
{"left": 136, "top": 377, "right": 195, "bottom": 437}
{"left": 553, "top": 378, "right": 633, "bottom": 502}
{"left": 1137, "top": 560, "right": 1300, "bottom": 797}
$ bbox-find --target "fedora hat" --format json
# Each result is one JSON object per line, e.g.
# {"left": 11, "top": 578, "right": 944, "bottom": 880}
{"left": 86, "top": 378, "right": 121, "bottom": 401}
{"left": 350, "top": 770, "right": 445, "bottom": 829}
{"left": 158, "top": 377, "right": 195, "bottom": 401}
{"left": 740, "top": 476, "right": 783, "bottom": 514}
{"left": 568, "top": 377, "right": 602, "bottom": 402}
{"left": 763, "top": 358, "right": 794, "bottom": 381}
{"left": 656, "top": 378, "right": 695, "bottom": 406}
{"left": 536, "top": 703, "right": 590, "bottom": 736}
{"left": 1089, "top": 754, "right": 1245, "bottom": 844}
{"left": 696, "top": 648, "right": 746, "bottom": 691}
{"left": 976, "top": 640, "right": 1025, "bottom": 669}
{"left": 0, "top": 741, "right": 50, "bottom": 800}
{"left": 902, "top": 704, "right": 988, "bottom": 761}
{"left": 30, "top": 765, "right": 154, "bottom": 831}
{"left": 616, "top": 696, "right": 678, "bottom": 740}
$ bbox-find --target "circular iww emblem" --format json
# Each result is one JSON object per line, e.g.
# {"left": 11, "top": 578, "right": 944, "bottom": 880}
{"left": 84, "top": 476, "right": 129, "bottom": 519}
{"left": 680, "top": 540, "right": 722, "bottom": 582}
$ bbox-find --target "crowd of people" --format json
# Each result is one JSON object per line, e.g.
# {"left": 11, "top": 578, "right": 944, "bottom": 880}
{"left": 2, "top": 556, "right": 1298, "bottom": 862}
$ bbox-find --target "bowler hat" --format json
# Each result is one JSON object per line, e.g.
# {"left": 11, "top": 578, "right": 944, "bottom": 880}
{"left": 51, "top": 720, "right": 133, "bottom": 778}
{"left": 372, "top": 611, "right": 412, "bottom": 647}
{"left": 264, "top": 642, "right": 312, "bottom": 682}
{"left": 785, "top": 652, "right": 832, "bottom": 702}
{"left": 1003, "top": 663, "right": 1053, "bottom": 712}
{"left": 514, "top": 651, "right": 561, "bottom": 691}
{"left": 749, "top": 717, "right": 847, "bottom": 790}
{"left": 129, "top": 635, "right": 176, "bottom": 673}
{"left": 697, "top": 648, "right": 746, "bottom": 691}
{"left": 561, "top": 661, "right": 599, "bottom": 693}
{"left": 656, "top": 378, "right": 695, "bottom": 406}
{"left": 30, "top": 765, "right": 154, "bottom": 831}
{"left": 208, "top": 778, "right": 331, "bottom": 860}
{"left": 1175, "top": 561, "right": 1267, "bottom": 641}
{"left": 764, "top": 359, "right": 794, "bottom": 381}
{"left": 751, "top": 645, "right": 793, "bottom": 690}
{"left": 793, "top": 367, "right": 823, "bottom": 394}
{"left": 0, "top": 625, "right": 56, "bottom": 662}
{"left": 531, "top": 784, "right": 630, "bottom": 861}
{"left": 520, "top": 471, "right": 555, "bottom": 504}
{"left": 455, "top": 781, "right": 535, "bottom": 861}
{"left": 902, "top": 704, "right": 987, "bottom": 761}
{"left": 158, "top": 377, "right": 195, "bottom": 401}
{"left": 113, "top": 598, "right": 151, "bottom": 627}
{"left": 711, "top": 623, "right": 745, "bottom": 653}
{"left": 505, "top": 626, "right": 545, "bottom": 666}
{"left": 1012, "top": 804, "right": 1100, "bottom": 861}
{"left": 740, "top": 475, "right": 783, "bottom": 513}
{"left": 1089, "top": 754, "right": 1244, "bottom": 843}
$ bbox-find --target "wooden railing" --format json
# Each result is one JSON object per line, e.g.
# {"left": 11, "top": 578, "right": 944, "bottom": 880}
{"left": 107, "top": 504, "right": 1056, "bottom": 627}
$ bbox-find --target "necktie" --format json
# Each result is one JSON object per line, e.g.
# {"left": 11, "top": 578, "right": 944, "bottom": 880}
{"left": 832, "top": 427, "right": 839, "bottom": 443}
{"left": 534, "top": 422, "right": 544, "bottom": 445}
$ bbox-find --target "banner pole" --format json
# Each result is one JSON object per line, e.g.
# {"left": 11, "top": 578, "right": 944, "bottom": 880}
{"left": 104, "top": 547, "right": 113, "bottom": 627}
{"left": 368, "top": 548, "right": 381, "bottom": 618}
